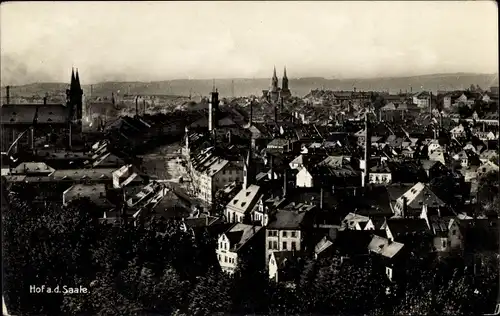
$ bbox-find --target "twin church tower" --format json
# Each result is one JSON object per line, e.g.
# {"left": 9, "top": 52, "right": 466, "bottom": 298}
{"left": 262, "top": 66, "right": 291, "bottom": 103}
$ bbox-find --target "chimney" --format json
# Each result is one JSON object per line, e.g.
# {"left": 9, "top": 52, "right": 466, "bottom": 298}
{"left": 143, "top": 99, "right": 146, "bottom": 115}
{"left": 270, "top": 154, "right": 275, "bottom": 181}
{"left": 362, "top": 112, "right": 370, "bottom": 188}
{"left": 43, "top": 95, "right": 47, "bottom": 105}
{"left": 135, "top": 96, "right": 139, "bottom": 116}
{"left": 320, "top": 187, "right": 324, "bottom": 210}
{"left": 6, "top": 86, "right": 10, "bottom": 104}
{"left": 249, "top": 100, "right": 254, "bottom": 126}
{"left": 227, "top": 130, "right": 232, "bottom": 144}
{"left": 68, "top": 123, "right": 72, "bottom": 149}
{"left": 29, "top": 127, "right": 34, "bottom": 151}
{"left": 402, "top": 196, "right": 408, "bottom": 219}
{"left": 282, "top": 170, "right": 287, "bottom": 197}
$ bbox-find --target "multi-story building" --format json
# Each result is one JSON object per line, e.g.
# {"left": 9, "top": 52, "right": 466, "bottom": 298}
{"left": 216, "top": 223, "right": 264, "bottom": 274}
{"left": 265, "top": 204, "right": 315, "bottom": 266}
{"left": 189, "top": 146, "right": 243, "bottom": 205}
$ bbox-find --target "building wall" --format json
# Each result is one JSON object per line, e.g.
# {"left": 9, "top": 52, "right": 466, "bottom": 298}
{"left": 226, "top": 203, "right": 258, "bottom": 224}
{"left": 265, "top": 228, "right": 301, "bottom": 267}
{"left": 433, "top": 236, "right": 451, "bottom": 252}
{"left": 268, "top": 254, "right": 279, "bottom": 282}
{"left": 296, "top": 168, "right": 313, "bottom": 188}
{"left": 216, "top": 234, "right": 239, "bottom": 274}
{"left": 369, "top": 172, "right": 392, "bottom": 184}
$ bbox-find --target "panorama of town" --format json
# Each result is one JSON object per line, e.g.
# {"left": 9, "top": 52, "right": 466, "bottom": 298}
{"left": 2, "top": 66, "right": 499, "bottom": 315}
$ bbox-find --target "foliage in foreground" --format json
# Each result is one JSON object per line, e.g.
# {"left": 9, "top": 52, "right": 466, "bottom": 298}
{"left": 3, "top": 185, "right": 498, "bottom": 315}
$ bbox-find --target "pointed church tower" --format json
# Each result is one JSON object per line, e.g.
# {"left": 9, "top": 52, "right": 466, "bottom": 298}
{"left": 282, "top": 66, "right": 289, "bottom": 91}
{"left": 280, "top": 66, "right": 291, "bottom": 100}
{"left": 271, "top": 66, "right": 278, "bottom": 91}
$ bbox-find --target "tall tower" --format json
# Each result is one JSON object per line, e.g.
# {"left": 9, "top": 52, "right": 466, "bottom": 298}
{"left": 208, "top": 85, "right": 219, "bottom": 132}
{"left": 282, "top": 66, "right": 289, "bottom": 91}
{"left": 280, "top": 66, "right": 291, "bottom": 100}
{"left": 67, "top": 68, "right": 83, "bottom": 123}
{"left": 271, "top": 66, "right": 279, "bottom": 92}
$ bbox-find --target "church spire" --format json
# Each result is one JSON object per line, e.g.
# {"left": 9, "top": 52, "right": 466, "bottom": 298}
{"left": 71, "top": 68, "right": 76, "bottom": 89}
{"left": 273, "top": 66, "right": 277, "bottom": 79}
{"left": 75, "top": 68, "right": 81, "bottom": 89}
{"left": 283, "top": 66, "right": 287, "bottom": 79}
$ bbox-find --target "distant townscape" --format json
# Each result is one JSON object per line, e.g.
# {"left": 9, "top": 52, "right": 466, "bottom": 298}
{"left": 2, "top": 67, "right": 499, "bottom": 315}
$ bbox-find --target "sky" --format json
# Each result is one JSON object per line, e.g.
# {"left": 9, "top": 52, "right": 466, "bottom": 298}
{"left": 0, "top": 1, "right": 498, "bottom": 85}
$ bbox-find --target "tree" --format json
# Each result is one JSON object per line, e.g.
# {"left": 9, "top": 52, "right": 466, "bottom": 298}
{"left": 477, "top": 170, "right": 500, "bottom": 216}
{"left": 458, "top": 104, "right": 473, "bottom": 119}
{"left": 187, "top": 269, "right": 232, "bottom": 316}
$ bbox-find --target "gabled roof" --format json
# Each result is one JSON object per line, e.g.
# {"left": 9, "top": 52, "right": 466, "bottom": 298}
{"left": 227, "top": 184, "right": 262, "bottom": 215}
{"left": 222, "top": 223, "right": 262, "bottom": 252}
{"left": 267, "top": 208, "right": 311, "bottom": 229}
{"left": 396, "top": 182, "right": 445, "bottom": 209}
{"left": 271, "top": 251, "right": 302, "bottom": 269}
{"left": 11, "top": 162, "right": 55, "bottom": 175}
{"left": 384, "top": 218, "right": 430, "bottom": 237}
{"left": 368, "top": 235, "right": 404, "bottom": 258}
{"left": 419, "top": 159, "right": 443, "bottom": 171}
{"left": 0, "top": 103, "right": 67, "bottom": 124}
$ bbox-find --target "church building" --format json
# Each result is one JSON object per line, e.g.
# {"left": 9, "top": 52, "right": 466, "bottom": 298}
{"left": 262, "top": 67, "right": 292, "bottom": 103}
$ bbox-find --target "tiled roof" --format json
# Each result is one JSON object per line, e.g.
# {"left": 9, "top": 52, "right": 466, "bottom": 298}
{"left": 396, "top": 182, "right": 445, "bottom": 210}
{"left": 11, "top": 162, "right": 55, "bottom": 175}
{"left": 385, "top": 218, "right": 430, "bottom": 237}
{"left": 368, "top": 235, "right": 404, "bottom": 258}
{"left": 1, "top": 104, "right": 67, "bottom": 124}
{"left": 223, "top": 223, "right": 262, "bottom": 252}
{"left": 227, "top": 184, "right": 262, "bottom": 215}
{"left": 268, "top": 208, "right": 310, "bottom": 229}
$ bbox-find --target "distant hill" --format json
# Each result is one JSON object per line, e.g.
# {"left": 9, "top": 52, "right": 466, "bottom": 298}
{"left": 1, "top": 73, "right": 498, "bottom": 100}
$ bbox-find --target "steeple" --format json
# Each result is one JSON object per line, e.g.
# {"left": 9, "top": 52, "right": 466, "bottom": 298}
{"left": 75, "top": 69, "right": 81, "bottom": 90}
{"left": 282, "top": 66, "right": 289, "bottom": 91}
{"left": 70, "top": 68, "right": 76, "bottom": 90}
{"left": 271, "top": 66, "right": 279, "bottom": 92}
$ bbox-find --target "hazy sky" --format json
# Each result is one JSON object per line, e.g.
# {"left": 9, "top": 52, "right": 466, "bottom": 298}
{"left": 1, "top": 1, "right": 498, "bottom": 85}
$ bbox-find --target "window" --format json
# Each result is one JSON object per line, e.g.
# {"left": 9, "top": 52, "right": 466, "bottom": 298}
{"left": 291, "top": 231, "right": 296, "bottom": 238}
{"left": 283, "top": 231, "right": 287, "bottom": 237}
{"left": 291, "top": 241, "right": 297, "bottom": 250}
{"left": 386, "top": 267, "right": 393, "bottom": 280}
{"left": 442, "top": 239, "right": 447, "bottom": 248}
{"left": 224, "top": 256, "right": 227, "bottom": 263}
{"left": 268, "top": 241, "right": 272, "bottom": 249}
{"left": 273, "top": 241, "right": 278, "bottom": 249}
{"left": 283, "top": 241, "right": 287, "bottom": 250}
{"left": 452, "top": 230, "right": 456, "bottom": 235}
{"left": 219, "top": 242, "right": 222, "bottom": 249}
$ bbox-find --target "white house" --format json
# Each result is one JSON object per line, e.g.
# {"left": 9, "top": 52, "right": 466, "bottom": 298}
{"left": 265, "top": 206, "right": 313, "bottom": 266}
{"left": 225, "top": 184, "right": 262, "bottom": 223}
{"left": 450, "top": 124, "right": 466, "bottom": 139}
{"left": 216, "top": 223, "right": 263, "bottom": 275}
